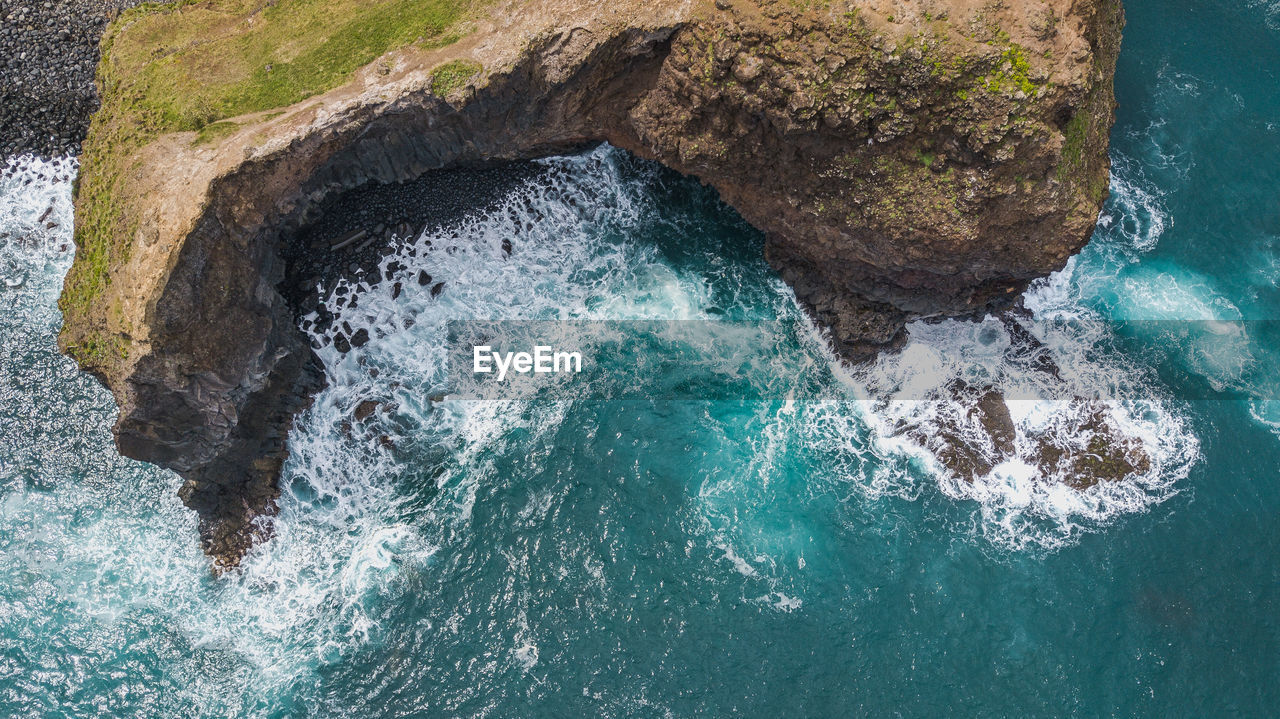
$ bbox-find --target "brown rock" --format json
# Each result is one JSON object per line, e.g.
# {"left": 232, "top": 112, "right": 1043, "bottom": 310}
{"left": 905, "top": 385, "right": 1152, "bottom": 490}
{"left": 354, "top": 399, "right": 380, "bottom": 422}
{"left": 1033, "top": 405, "right": 1152, "bottom": 489}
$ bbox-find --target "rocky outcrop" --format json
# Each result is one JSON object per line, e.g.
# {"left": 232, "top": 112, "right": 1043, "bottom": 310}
{"left": 896, "top": 378, "right": 1151, "bottom": 488}
{"left": 60, "top": 0, "right": 1123, "bottom": 568}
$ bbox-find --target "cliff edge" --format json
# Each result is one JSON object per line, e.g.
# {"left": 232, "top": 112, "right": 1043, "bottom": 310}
{"left": 59, "top": 0, "right": 1123, "bottom": 568}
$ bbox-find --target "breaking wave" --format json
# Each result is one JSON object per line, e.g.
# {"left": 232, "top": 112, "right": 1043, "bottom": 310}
{"left": 292, "top": 145, "right": 1203, "bottom": 565}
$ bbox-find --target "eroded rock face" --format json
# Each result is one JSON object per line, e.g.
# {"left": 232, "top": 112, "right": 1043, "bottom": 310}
{"left": 60, "top": 0, "right": 1124, "bottom": 568}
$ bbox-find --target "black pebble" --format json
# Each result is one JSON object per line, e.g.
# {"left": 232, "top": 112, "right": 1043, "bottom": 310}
{"left": 431, "top": 282, "right": 445, "bottom": 297}
{"left": 350, "top": 328, "right": 370, "bottom": 348}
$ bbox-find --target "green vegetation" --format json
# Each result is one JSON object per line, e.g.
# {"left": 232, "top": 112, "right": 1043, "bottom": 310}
{"left": 64, "top": 334, "right": 130, "bottom": 366}
{"left": 981, "top": 43, "right": 1038, "bottom": 96}
{"left": 788, "top": 0, "right": 833, "bottom": 11}
{"left": 840, "top": 8, "right": 868, "bottom": 38}
{"left": 104, "top": 0, "right": 474, "bottom": 135}
{"left": 832, "top": 154, "right": 964, "bottom": 230}
{"left": 898, "top": 26, "right": 1040, "bottom": 111}
{"left": 61, "top": 0, "right": 484, "bottom": 356}
{"left": 1060, "top": 110, "right": 1090, "bottom": 171}
{"left": 193, "top": 120, "right": 239, "bottom": 145}
{"left": 1058, "top": 104, "right": 1107, "bottom": 203}
{"left": 430, "top": 59, "right": 481, "bottom": 96}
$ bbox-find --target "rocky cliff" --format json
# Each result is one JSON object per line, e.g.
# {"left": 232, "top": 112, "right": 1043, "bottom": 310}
{"left": 59, "top": 0, "right": 1123, "bottom": 569}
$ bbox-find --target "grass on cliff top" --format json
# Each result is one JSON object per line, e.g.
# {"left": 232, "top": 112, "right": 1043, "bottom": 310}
{"left": 61, "top": 0, "right": 485, "bottom": 364}
{"left": 102, "top": 0, "right": 476, "bottom": 132}
{"left": 429, "top": 58, "right": 482, "bottom": 96}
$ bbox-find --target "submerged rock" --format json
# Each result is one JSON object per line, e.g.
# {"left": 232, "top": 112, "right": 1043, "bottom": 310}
{"left": 899, "top": 380, "right": 1017, "bottom": 482}
{"left": 354, "top": 399, "right": 381, "bottom": 422}
{"left": 1033, "top": 406, "right": 1153, "bottom": 489}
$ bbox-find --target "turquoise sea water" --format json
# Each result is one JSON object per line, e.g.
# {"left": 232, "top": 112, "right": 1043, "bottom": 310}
{"left": 2, "top": 1, "right": 1279, "bottom": 715}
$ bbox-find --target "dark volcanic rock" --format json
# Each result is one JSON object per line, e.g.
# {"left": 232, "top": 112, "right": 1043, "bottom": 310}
{"left": 1034, "top": 405, "right": 1153, "bottom": 490}
{"left": 0, "top": 0, "right": 145, "bottom": 158}
{"left": 278, "top": 162, "right": 540, "bottom": 314}
{"left": 899, "top": 381, "right": 1152, "bottom": 488}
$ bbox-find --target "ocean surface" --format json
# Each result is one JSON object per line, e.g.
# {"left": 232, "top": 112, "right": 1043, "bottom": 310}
{"left": 2, "top": 0, "right": 1278, "bottom": 715}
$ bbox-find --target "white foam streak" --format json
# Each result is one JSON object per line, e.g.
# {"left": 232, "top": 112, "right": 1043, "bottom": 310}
{"left": 0, "top": 155, "right": 78, "bottom": 292}
{"left": 790, "top": 152, "right": 1205, "bottom": 552}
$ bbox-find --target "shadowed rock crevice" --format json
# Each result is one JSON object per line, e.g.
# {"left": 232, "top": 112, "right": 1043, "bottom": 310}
{"left": 60, "top": 0, "right": 1125, "bottom": 569}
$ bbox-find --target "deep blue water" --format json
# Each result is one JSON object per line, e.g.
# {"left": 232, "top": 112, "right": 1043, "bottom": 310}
{"left": 1, "top": 1, "right": 1278, "bottom": 715}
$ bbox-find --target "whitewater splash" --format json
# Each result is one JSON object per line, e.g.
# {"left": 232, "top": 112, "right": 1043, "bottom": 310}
{"left": 0, "top": 155, "right": 77, "bottom": 290}
{"left": 7, "top": 0, "right": 1280, "bottom": 711}
{"left": 821, "top": 150, "right": 1210, "bottom": 550}
{"left": 292, "top": 145, "right": 1206, "bottom": 563}
{"left": 0, "top": 155, "right": 457, "bottom": 713}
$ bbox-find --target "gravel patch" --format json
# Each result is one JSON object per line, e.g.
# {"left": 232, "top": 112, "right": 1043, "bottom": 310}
{"left": 0, "top": 0, "right": 145, "bottom": 159}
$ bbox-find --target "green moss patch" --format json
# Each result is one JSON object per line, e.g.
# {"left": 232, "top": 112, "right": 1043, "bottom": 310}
{"left": 429, "top": 58, "right": 482, "bottom": 96}
{"left": 1060, "top": 110, "right": 1090, "bottom": 172}
{"left": 193, "top": 120, "right": 240, "bottom": 145}
{"left": 981, "top": 43, "right": 1038, "bottom": 96}
{"left": 64, "top": 334, "right": 130, "bottom": 367}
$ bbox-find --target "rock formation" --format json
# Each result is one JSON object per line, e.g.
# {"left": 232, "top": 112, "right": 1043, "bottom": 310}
{"left": 58, "top": 0, "right": 1124, "bottom": 568}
